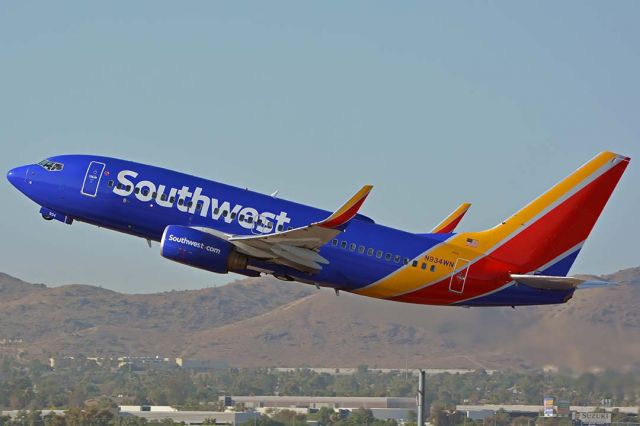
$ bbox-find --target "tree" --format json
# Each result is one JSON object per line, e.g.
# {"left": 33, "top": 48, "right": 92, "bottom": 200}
{"left": 316, "top": 406, "right": 335, "bottom": 425}
{"left": 239, "top": 414, "right": 283, "bottom": 426}
{"left": 271, "top": 409, "right": 307, "bottom": 426}
{"left": 344, "top": 408, "right": 375, "bottom": 425}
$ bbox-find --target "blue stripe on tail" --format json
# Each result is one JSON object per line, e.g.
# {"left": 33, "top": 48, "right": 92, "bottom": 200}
{"left": 540, "top": 248, "right": 581, "bottom": 277}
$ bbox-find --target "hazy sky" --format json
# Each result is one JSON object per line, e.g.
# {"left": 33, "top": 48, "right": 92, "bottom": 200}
{"left": 1, "top": 2, "right": 638, "bottom": 293}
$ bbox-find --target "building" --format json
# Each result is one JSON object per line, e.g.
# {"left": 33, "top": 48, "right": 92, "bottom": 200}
{"left": 119, "top": 406, "right": 257, "bottom": 425}
{"left": 457, "top": 404, "right": 640, "bottom": 421}
{"left": 175, "top": 357, "right": 229, "bottom": 370}
{"left": 222, "top": 396, "right": 416, "bottom": 422}
{"left": 271, "top": 367, "right": 495, "bottom": 376}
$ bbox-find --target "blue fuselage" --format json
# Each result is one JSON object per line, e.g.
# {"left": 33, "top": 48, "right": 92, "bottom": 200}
{"left": 7, "top": 154, "right": 581, "bottom": 306}
{"left": 8, "top": 155, "right": 446, "bottom": 291}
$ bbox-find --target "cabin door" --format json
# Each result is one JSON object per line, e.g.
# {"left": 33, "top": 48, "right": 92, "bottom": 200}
{"left": 81, "top": 161, "right": 106, "bottom": 197}
{"left": 449, "top": 258, "right": 471, "bottom": 294}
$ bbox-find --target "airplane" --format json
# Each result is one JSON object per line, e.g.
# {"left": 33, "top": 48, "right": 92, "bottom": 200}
{"left": 6, "top": 151, "right": 630, "bottom": 307}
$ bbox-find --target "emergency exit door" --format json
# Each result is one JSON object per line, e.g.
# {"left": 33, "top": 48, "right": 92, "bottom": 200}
{"left": 449, "top": 258, "right": 470, "bottom": 293}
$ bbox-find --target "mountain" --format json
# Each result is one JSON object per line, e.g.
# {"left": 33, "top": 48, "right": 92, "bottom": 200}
{"left": 0, "top": 268, "right": 638, "bottom": 372}
{"left": 0, "top": 273, "right": 313, "bottom": 357}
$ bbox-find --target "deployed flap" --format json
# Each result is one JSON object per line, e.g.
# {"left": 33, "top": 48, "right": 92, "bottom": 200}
{"left": 431, "top": 202, "right": 471, "bottom": 233}
{"left": 511, "top": 274, "right": 612, "bottom": 291}
{"left": 227, "top": 185, "right": 373, "bottom": 272}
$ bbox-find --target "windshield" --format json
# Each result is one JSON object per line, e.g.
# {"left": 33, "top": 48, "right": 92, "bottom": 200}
{"left": 37, "top": 159, "right": 64, "bottom": 171}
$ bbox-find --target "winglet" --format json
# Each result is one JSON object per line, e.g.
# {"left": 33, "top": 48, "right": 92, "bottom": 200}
{"left": 317, "top": 185, "right": 373, "bottom": 229}
{"left": 431, "top": 202, "right": 471, "bottom": 233}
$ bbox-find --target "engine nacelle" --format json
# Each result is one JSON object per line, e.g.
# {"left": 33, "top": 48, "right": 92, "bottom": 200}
{"left": 160, "top": 225, "right": 247, "bottom": 274}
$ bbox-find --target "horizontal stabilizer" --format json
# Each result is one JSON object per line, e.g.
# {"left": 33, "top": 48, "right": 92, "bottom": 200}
{"left": 511, "top": 274, "right": 612, "bottom": 291}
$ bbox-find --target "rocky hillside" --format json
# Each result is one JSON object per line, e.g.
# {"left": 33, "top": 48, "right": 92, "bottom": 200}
{"left": 0, "top": 268, "right": 638, "bottom": 372}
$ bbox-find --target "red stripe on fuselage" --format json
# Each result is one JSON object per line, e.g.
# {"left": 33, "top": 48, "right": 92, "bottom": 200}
{"left": 391, "top": 160, "right": 629, "bottom": 305}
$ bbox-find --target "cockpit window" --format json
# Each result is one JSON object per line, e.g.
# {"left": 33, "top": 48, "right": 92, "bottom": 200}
{"left": 38, "top": 160, "right": 64, "bottom": 171}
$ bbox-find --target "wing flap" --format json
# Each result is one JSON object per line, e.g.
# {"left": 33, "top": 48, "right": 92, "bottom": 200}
{"left": 227, "top": 185, "right": 373, "bottom": 273}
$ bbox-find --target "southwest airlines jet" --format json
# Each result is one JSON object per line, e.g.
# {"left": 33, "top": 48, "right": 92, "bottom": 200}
{"left": 7, "top": 151, "right": 630, "bottom": 307}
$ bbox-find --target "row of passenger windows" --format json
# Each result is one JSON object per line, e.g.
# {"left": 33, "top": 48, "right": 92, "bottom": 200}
{"left": 107, "top": 180, "right": 292, "bottom": 231}
{"left": 330, "top": 239, "right": 438, "bottom": 271}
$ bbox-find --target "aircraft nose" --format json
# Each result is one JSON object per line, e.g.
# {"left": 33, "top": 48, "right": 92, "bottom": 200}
{"left": 6, "top": 165, "right": 29, "bottom": 189}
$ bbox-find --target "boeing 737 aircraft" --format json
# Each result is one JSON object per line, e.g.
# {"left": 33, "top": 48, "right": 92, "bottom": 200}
{"left": 7, "top": 151, "right": 630, "bottom": 307}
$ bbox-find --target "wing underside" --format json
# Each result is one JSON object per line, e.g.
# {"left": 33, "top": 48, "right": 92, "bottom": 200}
{"left": 199, "top": 185, "right": 373, "bottom": 273}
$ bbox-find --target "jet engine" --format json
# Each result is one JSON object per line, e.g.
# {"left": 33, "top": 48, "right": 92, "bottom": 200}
{"left": 160, "top": 225, "right": 247, "bottom": 274}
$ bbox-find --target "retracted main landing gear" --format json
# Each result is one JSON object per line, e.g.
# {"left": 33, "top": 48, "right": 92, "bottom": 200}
{"left": 39, "top": 207, "right": 73, "bottom": 224}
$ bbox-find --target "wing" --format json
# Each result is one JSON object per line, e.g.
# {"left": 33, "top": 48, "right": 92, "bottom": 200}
{"left": 510, "top": 274, "right": 613, "bottom": 291}
{"left": 215, "top": 185, "right": 373, "bottom": 273}
{"left": 430, "top": 202, "right": 471, "bottom": 233}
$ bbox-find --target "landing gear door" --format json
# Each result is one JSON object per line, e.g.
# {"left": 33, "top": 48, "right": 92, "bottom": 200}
{"left": 81, "top": 161, "right": 106, "bottom": 197}
{"left": 449, "top": 258, "right": 470, "bottom": 294}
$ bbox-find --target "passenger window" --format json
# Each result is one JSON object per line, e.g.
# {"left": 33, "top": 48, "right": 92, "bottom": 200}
{"left": 161, "top": 194, "right": 168, "bottom": 201}
{"left": 278, "top": 225, "right": 283, "bottom": 232}
{"left": 367, "top": 248, "right": 374, "bottom": 256}
{"left": 178, "top": 199, "right": 184, "bottom": 206}
{"left": 239, "top": 214, "right": 245, "bottom": 222}
{"left": 412, "top": 260, "right": 418, "bottom": 267}
{"left": 394, "top": 255, "right": 400, "bottom": 263}
{"left": 117, "top": 183, "right": 124, "bottom": 190}
{"left": 341, "top": 241, "right": 347, "bottom": 249}
{"left": 349, "top": 243, "right": 356, "bottom": 251}
{"left": 332, "top": 239, "right": 338, "bottom": 246}
{"left": 385, "top": 253, "right": 392, "bottom": 261}
{"left": 187, "top": 201, "right": 193, "bottom": 208}
{"left": 142, "top": 188, "right": 149, "bottom": 196}
{"left": 403, "top": 258, "right": 409, "bottom": 265}
{"left": 196, "top": 203, "right": 202, "bottom": 211}
{"left": 170, "top": 197, "right": 175, "bottom": 203}
{"left": 287, "top": 226, "right": 293, "bottom": 230}
{"left": 358, "top": 246, "right": 365, "bottom": 254}
{"left": 376, "top": 250, "right": 383, "bottom": 259}
{"left": 430, "top": 265, "right": 436, "bottom": 272}
{"left": 230, "top": 212, "right": 236, "bottom": 219}
{"left": 247, "top": 217, "right": 253, "bottom": 224}
{"left": 223, "top": 210, "right": 228, "bottom": 217}
{"left": 421, "top": 263, "right": 427, "bottom": 270}
{"left": 152, "top": 192, "right": 157, "bottom": 198}
{"left": 125, "top": 185, "right": 131, "bottom": 192}
{"left": 213, "top": 208, "right": 219, "bottom": 214}
{"left": 134, "top": 188, "right": 140, "bottom": 194}
{"left": 108, "top": 180, "right": 114, "bottom": 188}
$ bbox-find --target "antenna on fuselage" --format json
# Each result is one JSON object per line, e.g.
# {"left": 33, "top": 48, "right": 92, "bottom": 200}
{"left": 270, "top": 190, "right": 279, "bottom": 198}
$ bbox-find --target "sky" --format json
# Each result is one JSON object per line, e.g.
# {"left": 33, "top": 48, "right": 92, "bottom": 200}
{"left": 1, "top": 2, "right": 638, "bottom": 293}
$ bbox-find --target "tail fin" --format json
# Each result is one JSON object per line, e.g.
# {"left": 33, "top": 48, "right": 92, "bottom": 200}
{"left": 468, "top": 151, "right": 630, "bottom": 276}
